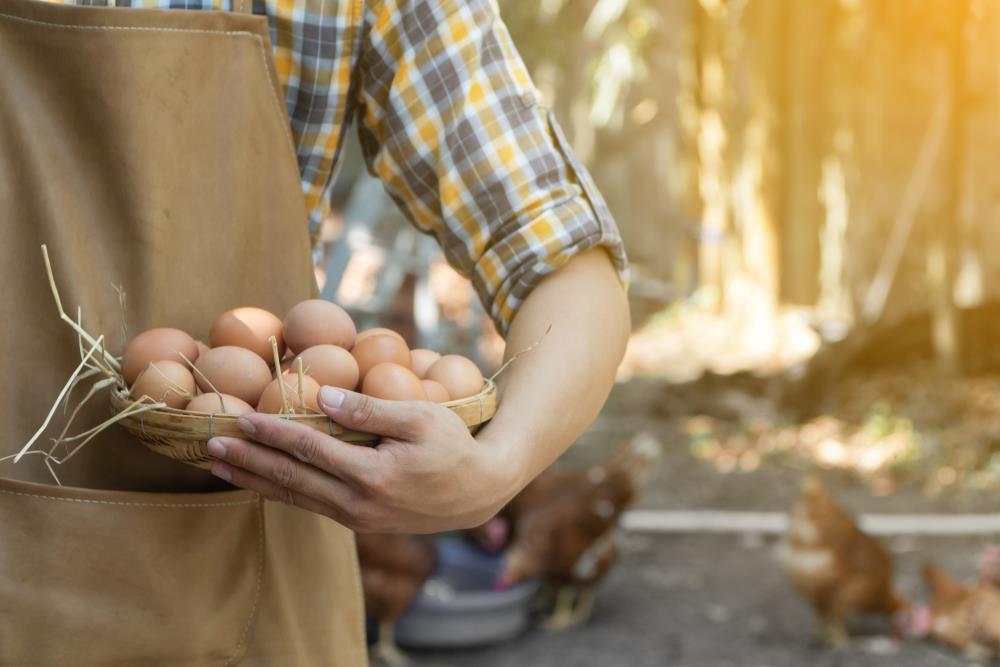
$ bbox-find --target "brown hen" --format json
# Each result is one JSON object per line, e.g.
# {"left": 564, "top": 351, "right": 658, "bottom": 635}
{"left": 494, "top": 433, "right": 661, "bottom": 630}
{"left": 921, "top": 562, "right": 1000, "bottom": 660}
{"left": 777, "top": 476, "right": 907, "bottom": 646}
{"left": 465, "top": 468, "right": 583, "bottom": 552}
{"left": 356, "top": 533, "right": 437, "bottom": 666}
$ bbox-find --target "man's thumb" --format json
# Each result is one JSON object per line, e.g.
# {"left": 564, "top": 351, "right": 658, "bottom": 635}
{"left": 318, "top": 386, "right": 421, "bottom": 439}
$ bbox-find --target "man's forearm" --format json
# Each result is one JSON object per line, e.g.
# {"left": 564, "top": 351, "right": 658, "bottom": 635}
{"left": 477, "top": 248, "right": 630, "bottom": 496}
{"left": 211, "top": 247, "right": 629, "bottom": 532}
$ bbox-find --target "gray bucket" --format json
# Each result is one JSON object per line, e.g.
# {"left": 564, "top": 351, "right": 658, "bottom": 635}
{"left": 395, "top": 537, "right": 540, "bottom": 649}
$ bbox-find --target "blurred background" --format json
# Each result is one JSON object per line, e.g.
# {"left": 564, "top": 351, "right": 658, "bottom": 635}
{"left": 325, "top": 1, "right": 1000, "bottom": 664}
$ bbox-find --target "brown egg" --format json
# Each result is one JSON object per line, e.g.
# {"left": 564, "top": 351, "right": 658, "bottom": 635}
{"left": 410, "top": 348, "right": 442, "bottom": 378}
{"left": 130, "top": 360, "right": 196, "bottom": 409}
{"left": 194, "top": 346, "right": 272, "bottom": 405}
{"left": 122, "top": 328, "right": 198, "bottom": 385}
{"left": 209, "top": 307, "right": 284, "bottom": 362}
{"left": 355, "top": 327, "right": 406, "bottom": 347}
{"left": 421, "top": 379, "right": 451, "bottom": 403}
{"left": 195, "top": 340, "right": 211, "bottom": 359}
{"left": 184, "top": 393, "right": 255, "bottom": 416}
{"left": 295, "top": 345, "right": 359, "bottom": 390}
{"left": 257, "top": 373, "right": 321, "bottom": 414}
{"left": 283, "top": 299, "right": 356, "bottom": 354}
{"left": 351, "top": 334, "right": 410, "bottom": 380}
{"left": 362, "top": 363, "right": 427, "bottom": 401}
{"left": 425, "top": 355, "right": 484, "bottom": 400}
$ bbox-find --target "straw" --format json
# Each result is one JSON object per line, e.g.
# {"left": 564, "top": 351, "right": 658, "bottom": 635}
{"left": 62, "top": 367, "right": 103, "bottom": 413}
{"left": 41, "top": 245, "right": 121, "bottom": 374}
{"left": 53, "top": 398, "right": 166, "bottom": 467}
{"left": 13, "top": 335, "right": 105, "bottom": 463}
{"left": 140, "top": 361, "right": 195, "bottom": 403}
{"left": 113, "top": 282, "right": 128, "bottom": 349}
{"left": 489, "top": 323, "right": 552, "bottom": 383}
{"left": 51, "top": 376, "right": 118, "bottom": 456}
{"left": 270, "top": 336, "right": 291, "bottom": 415}
{"left": 179, "top": 352, "right": 226, "bottom": 412}
{"left": 296, "top": 357, "right": 306, "bottom": 414}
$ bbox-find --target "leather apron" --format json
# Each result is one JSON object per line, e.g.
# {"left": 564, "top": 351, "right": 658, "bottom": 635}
{"left": 0, "top": 0, "right": 365, "bottom": 663}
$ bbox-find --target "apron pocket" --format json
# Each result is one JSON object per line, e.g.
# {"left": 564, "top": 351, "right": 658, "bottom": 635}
{"left": 0, "top": 477, "right": 263, "bottom": 667}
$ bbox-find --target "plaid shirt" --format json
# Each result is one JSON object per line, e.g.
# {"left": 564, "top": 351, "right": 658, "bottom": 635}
{"left": 58, "top": 0, "right": 628, "bottom": 333}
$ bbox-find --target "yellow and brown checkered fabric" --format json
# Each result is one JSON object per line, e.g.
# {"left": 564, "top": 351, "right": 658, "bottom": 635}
{"left": 49, "top": 0, "right": 629, "bottom": 333}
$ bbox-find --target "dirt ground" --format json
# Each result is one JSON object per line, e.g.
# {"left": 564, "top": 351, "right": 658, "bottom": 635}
{"left": 411, "top": 533, "right": 990, "bottom": 667}
{"left": 406, "top": 377, "right": 998, "bottom": 667}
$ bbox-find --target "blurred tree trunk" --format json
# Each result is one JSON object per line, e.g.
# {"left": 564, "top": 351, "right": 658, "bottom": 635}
{"left": 693, "top": 0, "right": 730, "bottom": 308}
{"left": 848, "top": 1, "right": 888, "bottom": 319}
{"left": 676, "top": 1, "right": 702, "bottom": 295}
{"left": 738, "top": 0, "right": 783, "bottom": 305}
{"left": 928, "top": 0, "right": 970, "bottom": 374}
{"left": 779, "top": 0, "right": 824, "bottom": 306}
{"left": 820, "top": 0, "right": 867, "bottom": 328}
{"left": 814, "top": 1, "right": 855, "bottom": 328}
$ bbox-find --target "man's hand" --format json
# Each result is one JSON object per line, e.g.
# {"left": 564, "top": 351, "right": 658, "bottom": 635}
{"left": 207, "top": 248, "right": 627, "bottom": 533}
{"left": 206, "top": 386, "right": 520, "bottom": 533}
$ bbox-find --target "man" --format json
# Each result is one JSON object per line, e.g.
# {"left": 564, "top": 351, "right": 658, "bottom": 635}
{"left": 0, "top": 0, "right": 628, "bottom": 663}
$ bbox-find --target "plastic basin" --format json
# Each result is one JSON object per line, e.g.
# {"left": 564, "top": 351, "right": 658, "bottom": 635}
{"left": 394, "top": 537, "right": 540, "bottom": 649}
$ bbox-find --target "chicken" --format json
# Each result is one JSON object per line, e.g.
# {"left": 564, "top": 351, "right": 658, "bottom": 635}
{"left": 494, "top": 433, "right": 661, "bottom": 630}
{"left": 919, "top": 562, "right": 1000, "bottom": 659}
{"left": 465, "top": 468, "right": 585, "bottom": 553}
{"left": 356, "top": 533, "right": 437, "bottom": 666}
{"left": 776, "top": 476, "right": 907, "bottom": 646}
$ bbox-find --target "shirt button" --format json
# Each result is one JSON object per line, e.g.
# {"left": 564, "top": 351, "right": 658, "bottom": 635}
{"left": 520, "top": 92, "right": 538, "bottom": 108}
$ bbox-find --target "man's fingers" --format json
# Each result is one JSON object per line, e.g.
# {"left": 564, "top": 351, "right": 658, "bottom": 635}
{"left": 317, "top": 386, "right": 430, "bottom": 440}
{"left": 211, "top": 461, "right": 332, "bottom": 514}
{"left": 236, "top": 413, "right": 374, "bottom": 482}
{"left": 210, "top": 461, "right": 367, "bottom": 529}
{"left": 208, "top": 436, "right": 362, "bottom": 508}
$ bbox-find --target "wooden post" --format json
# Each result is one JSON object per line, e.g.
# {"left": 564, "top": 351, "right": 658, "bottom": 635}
{"left": 779, "top": 0, "right": 824, "bottom": 306}
{"left": 674, "top": 0, "right": 704, "bottom": 295}
{"left": 740, "top": 0, "right": 785, "bottom": 309}
{"left": 693, "top": 0, "right": 730, "bottom": 308}
{"left": 928, "top": 0, "right": 970, "bottom": 374}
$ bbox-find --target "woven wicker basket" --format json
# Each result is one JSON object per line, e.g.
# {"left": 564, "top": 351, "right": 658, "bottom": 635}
{"left": 110, "top": 380, "right": 497, "bottom": 469}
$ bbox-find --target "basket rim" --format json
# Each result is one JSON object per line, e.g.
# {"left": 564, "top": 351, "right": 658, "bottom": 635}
{"left": 111, "top": 377, "right": 497, "bottom": 424}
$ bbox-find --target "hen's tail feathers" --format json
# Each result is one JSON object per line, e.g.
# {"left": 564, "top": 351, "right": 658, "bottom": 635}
{"left": 610, "top": 431, "right": 662, "bottom": 490}
{"left": 923, "top": 562, "right": 967, "bottom": 601}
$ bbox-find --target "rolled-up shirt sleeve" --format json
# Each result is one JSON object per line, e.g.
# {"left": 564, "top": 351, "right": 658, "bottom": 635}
{"left": 355, "top": 0, "right": 629, "bottom": 335}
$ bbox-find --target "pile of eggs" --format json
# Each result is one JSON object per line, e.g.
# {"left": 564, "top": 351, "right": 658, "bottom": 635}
{"left": 123, "top": 300, "right": 485, "bottom": 416}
